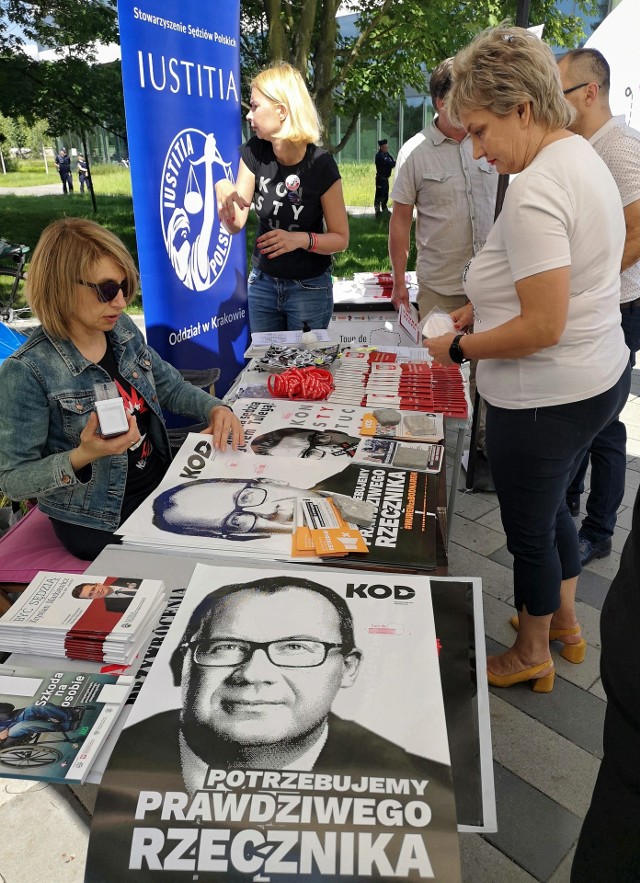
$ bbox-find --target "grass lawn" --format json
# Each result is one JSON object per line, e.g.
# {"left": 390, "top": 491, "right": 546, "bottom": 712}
{"left": 1, "top": 159, "right": 375, "bottom": 203}
{"left": 0, "top": 162, "right": 135, "bottom": 194}
{"left": 0, "top": 160, "right": 412, "bottom": 309}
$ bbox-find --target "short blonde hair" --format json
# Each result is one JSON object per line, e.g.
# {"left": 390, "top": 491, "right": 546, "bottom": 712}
{"left": 251, "top": 63, "right": 322, "bottom": 145}
{"left": 26, "top": 218, "right": 138, "bottom": 340}
{"left": 447, "top": 24, "right": 574, "bottom": 131}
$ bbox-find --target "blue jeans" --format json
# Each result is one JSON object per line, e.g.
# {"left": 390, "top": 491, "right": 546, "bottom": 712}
{"left": 248, "top": 267, "right": 333, "bottom": 332}
{"left": 486, "top": 363, "right": 631, "bottom": 615}
{"left": 8, "top": 704, "right": 74, "bottom": 738}
{"left": 567, "top": 302, "right": 640, "bottom": 542}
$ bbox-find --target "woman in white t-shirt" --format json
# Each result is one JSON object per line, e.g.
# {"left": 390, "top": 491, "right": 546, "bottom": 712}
{"left": 424, "top": 26, "right": 631, "bottom": 694}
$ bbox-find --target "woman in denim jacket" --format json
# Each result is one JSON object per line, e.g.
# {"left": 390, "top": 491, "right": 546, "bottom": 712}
{"left": 0, "top": 218, "right": 243, "bottom": 559}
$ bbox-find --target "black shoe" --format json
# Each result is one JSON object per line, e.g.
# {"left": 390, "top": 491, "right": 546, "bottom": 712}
{"left": 567, "top": 497, "right": 580, "bottom": 517}
{"left": 578, "top": 532, "right": 612, "bottom": 566}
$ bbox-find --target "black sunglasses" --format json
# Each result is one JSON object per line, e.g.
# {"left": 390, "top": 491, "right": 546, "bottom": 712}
{"left": 77, "top": 277, "right": 129, "bottom": 303}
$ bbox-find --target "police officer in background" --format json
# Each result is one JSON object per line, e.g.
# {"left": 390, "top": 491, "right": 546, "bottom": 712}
{"left": 374, "top": 139, "right": 396, "bottom": 217}
{"left": 54, "top": 147, "right": 73, "bottom": 194}
{"left": 77, "top": 154, "right": 92, "bottom": 194}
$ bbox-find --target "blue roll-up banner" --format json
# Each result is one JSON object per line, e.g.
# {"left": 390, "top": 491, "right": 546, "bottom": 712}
{"left": 117, "top": 0, "right": 248, "bottom": 400}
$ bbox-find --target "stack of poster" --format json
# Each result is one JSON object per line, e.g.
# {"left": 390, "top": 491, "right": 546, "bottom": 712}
{"left": 233, "top": 397, "right": 443, "bottom": 450}
{"left": 0, "top": 666, "right": 133, "bottom": 784}
{"left": 84, "top": 561, "right": 462, "bottom": 882}
{"left": 0, "top": 573, "right": 168, "bottom": 664}
{"left": 118, "top": 431, "right": 441, "bottom": 571}
{"left": 232, "top": 395, "right": 444, "bottom": 471}
{"left": 77, "top": 548, "right": 496, "bottom": 829}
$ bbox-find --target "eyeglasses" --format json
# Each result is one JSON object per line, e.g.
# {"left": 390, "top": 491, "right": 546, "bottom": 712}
{"left": 77, "top": 277, "right": 129, "bottom": 303}
{"left": 183, "top": 638, "right": 347, "bottom": 668}
{"left": 221, "top": 482, "right": 269, "bottom": 533}
{"left": 300, "top": 431, "right": 358, "bottom": 459}
{"left": 300, "top": 431, "right": 336, "bottom": 459}
{"left": 562, "top": 82, "right": 592, "bottom": 96}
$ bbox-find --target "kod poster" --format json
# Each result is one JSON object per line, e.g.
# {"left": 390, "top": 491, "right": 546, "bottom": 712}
{"left": 118, "top": 1, "right": 248, "bottom": 396}
{"left": 84, "top": 563, "right": 461, "bottom": 881}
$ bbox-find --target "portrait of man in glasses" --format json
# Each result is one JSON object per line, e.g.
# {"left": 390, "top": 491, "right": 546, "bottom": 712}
{"left": 152, "top": 476, "right": 328, "bottom": 541}
{"left": 141, "top": 458, "right": 440, "bottom": 572}
{"left": 111, "top": 576, "right": 449, "bottom": 784}
{"left": 249, "top": 427, "right": 359, "bottom": 459}
{"left": 86, "top": 574, "right": 459, "bottom": 882}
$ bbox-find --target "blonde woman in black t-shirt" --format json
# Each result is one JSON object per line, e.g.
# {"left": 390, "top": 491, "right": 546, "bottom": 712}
{"left": 216, "top": 63, "right": 349, "bottom": 333}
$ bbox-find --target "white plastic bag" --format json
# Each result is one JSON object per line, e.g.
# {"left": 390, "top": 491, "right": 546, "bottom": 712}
{"left": 419, "top": 306, "right": 456, "bottom": 339}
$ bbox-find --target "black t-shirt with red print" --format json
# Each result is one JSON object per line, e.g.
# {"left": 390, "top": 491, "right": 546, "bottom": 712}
{"left": 98, "top": 341, "right": 166, "bottom": 502}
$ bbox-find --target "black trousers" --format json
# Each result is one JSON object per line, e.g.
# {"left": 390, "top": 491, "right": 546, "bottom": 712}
{"left": 485, "top": 364, "right": 630, "bottom": 615}
{"left": 48, "top": 484, "right": 156, "bottom": 560}
{"left": 374, "top": 176, "right": 389, "bottom": 210}
{"left": 58, "top": 171, "right": 73, "bottom": 194}
{"left": 51, "top": 518, "right": 122, "bottom": 560}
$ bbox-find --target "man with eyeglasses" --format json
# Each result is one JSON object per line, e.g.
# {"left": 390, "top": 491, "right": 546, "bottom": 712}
{"left": 85, "top": 575, "right": 458, "bottom": 882}
{"left": 110, "top": 576, "right": 450, "bottom": 782}
{"left": 250, "top": 427, "right": 359, "bottom": 459}
{"left": 152, "top": 477, "right": 313, "bottom": 540}
{"left": 558, "top": 48, "right": 640, "bottom": 565}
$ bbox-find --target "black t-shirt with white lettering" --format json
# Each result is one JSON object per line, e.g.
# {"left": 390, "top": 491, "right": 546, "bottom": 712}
{"left": 241, "top": 136, "right": 340, "bottom": 279}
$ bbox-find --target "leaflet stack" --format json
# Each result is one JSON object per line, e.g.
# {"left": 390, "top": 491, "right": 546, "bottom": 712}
{"left": 0, "top": 572, "right": 168, "bottom": 665}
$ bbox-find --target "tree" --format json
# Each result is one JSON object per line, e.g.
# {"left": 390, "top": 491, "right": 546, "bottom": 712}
{"left": 0, "top": 0, "right": 601, "bottom": 156}
{"left": 0, "top": 0, "right": 119, "bottom": 55}
{"left": 241, "top": 0, "right": 600, "bottom": 152}
{"left": 0, "top": 0, "right": 124, "bottom": 141}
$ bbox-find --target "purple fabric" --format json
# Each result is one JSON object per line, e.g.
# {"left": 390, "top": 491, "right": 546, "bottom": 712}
{"left": 0, "top": 507, "right": 89, "bottom": 583}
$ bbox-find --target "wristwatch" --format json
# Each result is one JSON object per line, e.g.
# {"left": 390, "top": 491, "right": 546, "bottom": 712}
{"left": 449, "top": 333, "right": 468, "bottom": 365}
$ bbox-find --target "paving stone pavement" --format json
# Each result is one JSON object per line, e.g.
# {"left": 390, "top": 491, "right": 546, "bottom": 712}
{"left": 1, "top": 367, "right": 638, "bottom": 883}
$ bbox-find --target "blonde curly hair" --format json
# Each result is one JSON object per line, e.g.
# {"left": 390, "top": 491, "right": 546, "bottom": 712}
{"left": 446, "top": 24, "right": 574, "bottom": 131}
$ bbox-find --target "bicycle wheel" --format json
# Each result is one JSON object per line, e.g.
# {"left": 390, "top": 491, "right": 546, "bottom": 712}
{"left": 0, "top": 744, "right": 63, "bottom": 768}
{"left": 0, "top": 245, "right": 30, "bottom": 323}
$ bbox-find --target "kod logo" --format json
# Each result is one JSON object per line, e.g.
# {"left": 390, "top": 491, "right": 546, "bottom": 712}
{"left": 160, "top": 129, "right": 234, "bottom": 292}
{"left": 346, "top": 583, "right": 415, "bottom": 600}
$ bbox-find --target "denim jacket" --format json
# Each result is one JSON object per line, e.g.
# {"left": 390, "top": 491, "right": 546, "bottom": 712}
{"left": 0, "top": 314, "right": 224, "bottom": 531}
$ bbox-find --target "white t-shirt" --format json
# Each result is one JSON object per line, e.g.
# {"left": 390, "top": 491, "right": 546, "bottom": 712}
{"left": 590, "top": 115, "right": 640, "bottom": 303}
{"left": 465, "top": 135, "right": 628, "bottom": 409}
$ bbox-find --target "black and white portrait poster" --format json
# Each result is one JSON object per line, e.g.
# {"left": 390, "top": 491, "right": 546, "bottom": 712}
{"left": 118, "top": 433, "right": 439, "bottom": 571}
{"left": 85, "top": 562, "right": 461, "bottom": 881}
